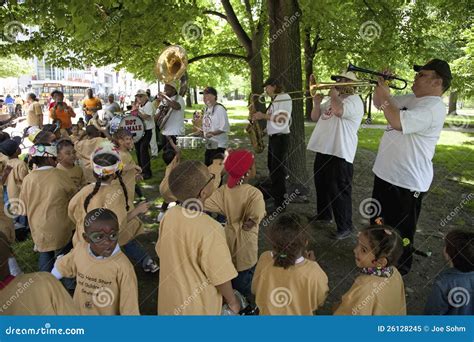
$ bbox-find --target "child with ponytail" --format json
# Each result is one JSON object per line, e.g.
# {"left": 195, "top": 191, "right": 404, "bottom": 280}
{"left": 68, "top": 142, "right": 159, "bottom": 273}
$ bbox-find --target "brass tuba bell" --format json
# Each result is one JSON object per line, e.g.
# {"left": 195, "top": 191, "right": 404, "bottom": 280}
{"left": 154, "top": 45, "right": 188, "bottom": 83}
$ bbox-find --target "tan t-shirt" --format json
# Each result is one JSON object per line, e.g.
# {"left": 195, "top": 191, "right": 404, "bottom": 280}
{"left": 159, "top": 156, "right": 180, "bottom": 203}
{"left": 156, "top": 205, "right": 237, "bottom": 315}
{"left": 55, "top": 242, "right": 139, "bottom": 315}
{"left": 19, "top": 168, "right": 76, "bottom": 252}
{"left": 205, "top": 184, "right": 265, "bottom": 271}
{"left": 68, "top": 182, "right": 143, "bottom": 246}
{"left": 113, "top": 150, "right": 137, "bottom": 206}
{"left": 5, "top": 158, "right": 29, "bottom": 207}
{"left": 334, "top": 267, "right": 406, "bottom": 315}
{"left": 0, "top": 154, "right": 14, "bottom": 243}
{"left": 207, "top": 158, "right": 224, "bottom": 190}
{"left": 57, "top": 163, "right": 85, "bottom": 191}
{"left": 0, "top": 272, "right": 78, "bottom": 315}
{"left": 251, "top": 251, "right": 329, "bottom": 315}
{"left": 26, "top": 102, "right": 43, "bottom": 127}
{"left": 75, "top": 137, "right": 109, "bottom": 183}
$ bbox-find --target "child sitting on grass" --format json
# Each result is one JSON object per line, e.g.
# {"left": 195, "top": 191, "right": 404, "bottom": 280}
{"left": 334, "top": 225, "right": 406, "bottom": 315}
{"left": 252, "top": 213, "right": 328, "bottom": 315}
{"left": 52, "top": 208, "right": 140, "bottom": 315}
{"left": 424, "top": 229, "right": 473, "bottom": 315}
{"left": 156, "top": 160, "right": 240, "bottom": 315}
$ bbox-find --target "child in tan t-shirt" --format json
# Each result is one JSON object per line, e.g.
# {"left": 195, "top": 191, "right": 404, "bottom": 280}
{"left": 252, "top": 213, "right": 329, "bottom": 315}
{"left": 19, "top": 144, "right": 76, "bottom": 273}
{"left": 52, "top": 208, "right": 139, "bottom": 315}
{"left": 70, "top": 124, "right": 85, "bottom": 144}
{"left": 0, "top": 231, "right": 78, "bottom": 315}
{"left": 68, "top": 142, "right": 159, "bottom": 273}
{"left": 56, "top": 139, "right": 85, "bottom": 191}
{"left": 75, "top": 126, "right": 109, "bottom": 183}
{"left": 112, "top": 128, "right": 142, "bottom": 207}
{"left": 156, "top": 160, "right": 240, "bottom": 315}
{"left": 205, "top": 149, "right": 265, "bottom": 299}
{"left": 334, "top": 225, "right": 406, "bottom": 315}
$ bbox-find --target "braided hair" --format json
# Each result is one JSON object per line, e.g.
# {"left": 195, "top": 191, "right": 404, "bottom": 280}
{"left": 83, "top": 153, "right": 129, "bottom": 212}
{"left": 269, "top": 213, "right": 309, "bottom": 269}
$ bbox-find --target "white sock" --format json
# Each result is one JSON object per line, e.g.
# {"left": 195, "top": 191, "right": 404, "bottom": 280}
{"left": 8, "top": 257, "right": 23, "bottom": 276}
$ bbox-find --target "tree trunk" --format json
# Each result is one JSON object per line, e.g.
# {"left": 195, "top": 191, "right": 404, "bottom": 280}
{"left": 193, "top": 86, "right": 198, "bottom": 104}
{"left": 303, "top": 28, "right": 313, "bottom": 120}
{"left": 186, "top": 87, "right": 192, "bottom": 107}
{"left": 448, "top": 91, "right": 458, "bottom": 115}
{"left": 268, "top": 0, "right": 309, "bottom": 190}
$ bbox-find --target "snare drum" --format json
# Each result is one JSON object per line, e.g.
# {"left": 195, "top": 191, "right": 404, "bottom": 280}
{"left": 109, "top": 114, "right": 145, "bottom": 143}
{"left": 176, "top": 136, "right": 205, "bottom": 149}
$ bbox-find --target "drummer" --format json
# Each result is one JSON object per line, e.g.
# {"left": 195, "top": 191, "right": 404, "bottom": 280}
{"left": 157, "top": 81, "right": 185, "bottom": 164}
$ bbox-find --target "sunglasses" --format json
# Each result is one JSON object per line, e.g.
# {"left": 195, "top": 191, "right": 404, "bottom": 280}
{"left": 196, "top": 173, "right": 215, "bottom": 197}
{"left": 87, "top": 231, "right": 119, "bottom": 244}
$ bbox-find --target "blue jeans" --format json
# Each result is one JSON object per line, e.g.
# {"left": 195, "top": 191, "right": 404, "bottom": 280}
{"left": 232, "top": 265, "right": 256, "bottom": 299}
{"left": 123, "top": 239, "right": 152, "bottom": 268}
{"left": 3, "top": 187, "right": 28, "bottom": 228}
{"left": 38, "top": 241, "right": 75, "bottom": 290}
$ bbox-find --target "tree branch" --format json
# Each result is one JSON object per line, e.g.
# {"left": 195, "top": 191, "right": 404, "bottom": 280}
{"left": 221, "top": 0, "right": 252, "bottom": 54}
{"left": 203, "top": 10, "right": 227, "bottom": 20}
{"left": 188, "top": 52, "right": 247, "bottom": 63}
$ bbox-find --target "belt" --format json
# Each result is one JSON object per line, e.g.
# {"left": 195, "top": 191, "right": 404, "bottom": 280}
{"left": 269, "top": 133, "right": 289, "bottom": 137}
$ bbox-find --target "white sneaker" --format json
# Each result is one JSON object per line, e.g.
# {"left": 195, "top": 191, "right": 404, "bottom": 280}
{"left": 8, "top": 257, "right": 23, "bottom": 276}
{"left": 143, "top": 259, "right": 159, "bottom": 273}
{"left": 157, "top": 211, "right": 165, "bottom": 223}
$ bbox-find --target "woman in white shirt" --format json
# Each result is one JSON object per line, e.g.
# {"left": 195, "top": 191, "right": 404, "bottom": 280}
{"left": 135, "top": 89, "right": 154, "bottom": 179}
{"left": 252, "top": 78, "right": 292, "bottom": 209}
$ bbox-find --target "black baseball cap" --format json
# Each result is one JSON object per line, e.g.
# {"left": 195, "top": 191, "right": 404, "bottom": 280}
{"left": 263, "top": 77, "right": 279, "bottom": 87}
{"left": 414, "top": 59, "right": 452, "bottom": 89}
{"left": 200, "top": 87, "right": 217, "bottom": 96}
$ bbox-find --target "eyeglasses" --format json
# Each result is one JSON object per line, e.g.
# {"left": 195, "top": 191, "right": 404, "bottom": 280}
{"left": 196, "top": 173, "right": 215, "bottom": 197}
{"left": 87, "top": 231, "right": 119, "bottom": 244}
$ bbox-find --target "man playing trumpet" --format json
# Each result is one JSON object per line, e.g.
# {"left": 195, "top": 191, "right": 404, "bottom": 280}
{"left": 307, "top": 71, "right": 364, "bottom": 240}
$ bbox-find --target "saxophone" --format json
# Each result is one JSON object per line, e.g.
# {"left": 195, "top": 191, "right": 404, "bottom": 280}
{"left": 246, "top": 98, "right": 265, "bottom": 154}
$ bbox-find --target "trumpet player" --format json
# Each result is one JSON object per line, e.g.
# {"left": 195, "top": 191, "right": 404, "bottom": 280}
{"left": 370, "top": 59, "right": 452, "bottom": 275}
{"left": 307, "top": 71, "right": 364, "bottom": 240}
{"left": 252, "top": 77, "right": 292, "bottom": 210}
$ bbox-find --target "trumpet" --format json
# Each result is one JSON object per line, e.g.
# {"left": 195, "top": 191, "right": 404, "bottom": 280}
{"left": 347, "top": 63, "right": 410, "bottom": 90}
{"left": 256, "top": 80, "right": 376, "bottom": 104}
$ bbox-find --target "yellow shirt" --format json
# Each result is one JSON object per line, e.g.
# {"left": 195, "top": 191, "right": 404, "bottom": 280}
{"left": 68, "top": 182, "right": 143, "bottom": 247}
{"left": 26, "top": 102, "right": 43, "bottom": 127}
{"left": 113, "top": 150, "right": 137, "bottom": 206}
{"left": 0, "top": 153, "right": 14, "bottom": 243}
{"left": 5, "top": 158, "right": 29, "bottom": 206}
{"left": 55, "top": 242, "right": 139, "bottom": 315}
{"left": 75, "top": 137, "right": 108, "bottom": 183}
{"left": 19, "top": 168, "right": 76, "bottom": 252}
{"left": 0, "top": 272, "right": 78, "bottom": 315}
{"left": 334, "top": 267, "right": 406, "bottom": 315}
{"left": 156, "top": 205, "right": 237, "bottom": 315}
{"left": 57, "top": 163, "right": 86, "bottom": 191}
{"left": 251, "top": 251, "right": 329, "bottom": 315}
{"left": 83, "top": 97, "right": 102, "bottom": 117}
{"left": 159, "top": 156, "right": 180, "bottom": 203}
{"left": 205, "top": 184, "right": 265, "bottom": 271}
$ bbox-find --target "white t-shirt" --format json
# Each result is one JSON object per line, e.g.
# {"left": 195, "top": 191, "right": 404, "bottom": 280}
{"left": 266, "top": 93, "right": 292, "bottom": 135}
{"left": 161, "top": 95, "right": 185, "bottom": 136}
{"left": 202, "top": 103, "right": 230, "bottom": 148}
{"left": 139, "top": 101, "right": 155, "bottom": 130}
{"left": 307, "top": 95, "right": 364, "bottom": 164}
{"left": 105, "top": 102, "right": 121, "bottom": 114}
{"left": 372, "top": 94, "right": 446, "bottom": 192}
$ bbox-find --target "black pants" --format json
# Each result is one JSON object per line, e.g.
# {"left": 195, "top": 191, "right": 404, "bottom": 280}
{"left": 160, "top": 135, "right": 177, "bottom": 164}
{"left": 134, "top": 129, "right": 152, "bottom": 177}
{"left": 205, "top": 147, "right": 226, "bottom": 167}
{"left": 313, "top": 152, "right": 353, "bottom": 233}
{"left": 370, "top": 175, "right": 424, "bottom": 274}
{"left": 268, "top": 134, "right": 289, "bottom": 207}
